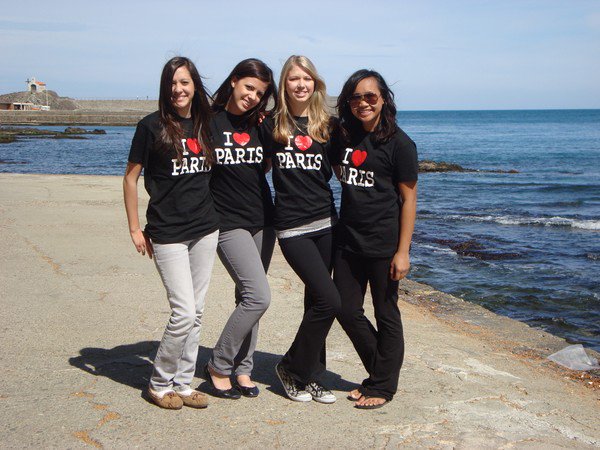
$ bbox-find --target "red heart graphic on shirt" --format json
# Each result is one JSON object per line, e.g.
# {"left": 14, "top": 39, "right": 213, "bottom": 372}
{"left": 233, "top": 132, "right": 250, "bottom": 146}
{"left": 186, "top": 138, "right": 201, "bottom": 154}
{"left": 351, "top": 149, "right": 367, "bottom": 167}
{"left": 294, "top": 135, "right": 313, "bottom": 151}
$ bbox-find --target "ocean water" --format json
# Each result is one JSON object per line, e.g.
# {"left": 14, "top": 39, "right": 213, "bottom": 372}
{"left": 1, "top": 109, "right": 599, "bottom": 351}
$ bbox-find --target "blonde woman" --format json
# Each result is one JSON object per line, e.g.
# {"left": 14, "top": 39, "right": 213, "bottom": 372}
{"left": 262, "top": 55, "right": 339, "bottom": 403}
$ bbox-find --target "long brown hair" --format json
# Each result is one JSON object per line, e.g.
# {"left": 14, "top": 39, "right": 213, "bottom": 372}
{"left": 212, "top": 58, "right": 276, "bottom": 127}
{"left": 158, "top": 56, "right": 214, "bottom": 164}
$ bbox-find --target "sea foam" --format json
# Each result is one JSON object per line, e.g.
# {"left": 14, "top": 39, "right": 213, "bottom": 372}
{"left": 441, "top": 214, "right": 600, "bottom": 230}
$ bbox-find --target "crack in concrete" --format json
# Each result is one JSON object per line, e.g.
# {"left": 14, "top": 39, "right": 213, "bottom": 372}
{"left": 70, "top": 381, "right": 122, "bottom": 448}
{"left": 498, "top": 437, "right": 542, "bottom": 449}
{"left": 22, "top": 237, "right": 66, "bottom": 276}
{"left": 453, "top": 394, "right": 525, "bottom": 410}
{"left": 374, "top": 421, "right": 447, "bottom": 447}
{"left": 72, "top": 431, "right": 102, "bottom": 448}
{"left": 443, "top": 395, "right": 599, "bottom": 446}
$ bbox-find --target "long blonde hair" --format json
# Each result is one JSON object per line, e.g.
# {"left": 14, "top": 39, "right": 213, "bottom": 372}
{"left": 273, "top": 55, "right": 330, "bottom": 144}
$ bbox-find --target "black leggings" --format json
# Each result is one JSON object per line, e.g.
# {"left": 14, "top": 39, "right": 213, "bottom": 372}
{"left": 279, "top": 229, "right": 341, "bottom": 384}
{"left": 334, "top": 249, "right": 404, "bottom": 401}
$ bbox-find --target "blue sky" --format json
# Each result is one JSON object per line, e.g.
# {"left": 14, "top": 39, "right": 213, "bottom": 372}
{"left": 1, "top": 0, "right": 599, "bottom": 110}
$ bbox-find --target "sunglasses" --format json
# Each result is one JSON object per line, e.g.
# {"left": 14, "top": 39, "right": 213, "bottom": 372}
{"left": 348, "top": 92, "right": 380, "bottom": 107}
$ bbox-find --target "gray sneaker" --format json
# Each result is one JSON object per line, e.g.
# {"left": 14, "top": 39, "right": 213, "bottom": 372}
{"left": 306, "top": 381, "right": 337, "bottom": 404}
{"left": 275, "top": 362, "right": 311, "bottom": 402}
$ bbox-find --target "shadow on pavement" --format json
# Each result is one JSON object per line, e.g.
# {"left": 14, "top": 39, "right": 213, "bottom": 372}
{"left": 68, "top": 342, "right": 357, "bottom": 398}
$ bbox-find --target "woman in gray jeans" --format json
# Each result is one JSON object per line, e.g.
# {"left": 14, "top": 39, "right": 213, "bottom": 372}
{"left": 205, "top": 59, "right": 276, "bottom": 398}
{"left": 124, "top": 56, "right": 218, "bottom": 410}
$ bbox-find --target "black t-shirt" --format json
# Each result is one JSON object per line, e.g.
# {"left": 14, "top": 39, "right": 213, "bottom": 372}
{"left": 332, "top": 127, "right": 418, "bottom": 257}
{"left": 209, "top": 110, "right": 273, "bottom": 232}
{"left": 128, "top": 111, "right": 219, "bottom": 244}
{"left": 262, "top": 116, "right": 337, "bottom": 230}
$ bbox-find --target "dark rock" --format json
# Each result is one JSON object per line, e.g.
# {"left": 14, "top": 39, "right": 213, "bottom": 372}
{"left": 419, "top": 160, "right": 468, "bottom": 172}
{"left": 0, "top": 126, "right": 97, "bottom": 141}
{"left": 63, "top": 127, "right": 105, "bottom": 135}
{"left": 0, "top": 126, "right": 56, "bottom": 136}
{"left": 0, "top": 135, "right": 16, "bottom": 144}
{"left": 419, "top": 159, "right": 519, "bottom": 174}
{"left": 434, "top": 238, "right": 521, "bottom": 260}
{"left": 64, "top": 127, "right": 87, "bottom": 134}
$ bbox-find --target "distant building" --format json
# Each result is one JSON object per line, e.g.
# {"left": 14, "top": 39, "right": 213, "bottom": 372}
{"left": 26, "top": 77, "right": 47, "bottom": 93}
{"left": 0, "top": 102, "right": 37, "bottom": 110}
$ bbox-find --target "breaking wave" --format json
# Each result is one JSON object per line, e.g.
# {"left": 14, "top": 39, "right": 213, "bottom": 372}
{"left": 439, "top": 214, "right": 600, "bottom": 230}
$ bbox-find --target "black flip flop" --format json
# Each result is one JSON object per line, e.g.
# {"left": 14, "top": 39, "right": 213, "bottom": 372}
{"left": 354, "top": 396, "right": 388, "bottom": 409}
{"left": 346, "top": 389, "right": 363, "bottom": 401}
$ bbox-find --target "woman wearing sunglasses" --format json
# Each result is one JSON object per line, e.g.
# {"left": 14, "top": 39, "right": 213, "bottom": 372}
{"left": 333, "top": 69, "right": 418, "bottom": 409}
{"left": 262, "top": 55, "right": 340, "bottom": 404}
{"left": 205, "top": 58, "right": 276, "bottom": 399}
{"left": 124, "top": 56, "right": 218, "bottom": 409}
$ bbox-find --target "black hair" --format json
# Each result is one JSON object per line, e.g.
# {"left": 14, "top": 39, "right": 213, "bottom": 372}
{"left": 336, "top": 69, "right": 398, "bottom": 145}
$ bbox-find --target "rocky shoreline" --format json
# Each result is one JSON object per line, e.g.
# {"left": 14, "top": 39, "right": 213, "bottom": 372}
{"left": 0, "top": 126, "right": 106, "bottom": 143}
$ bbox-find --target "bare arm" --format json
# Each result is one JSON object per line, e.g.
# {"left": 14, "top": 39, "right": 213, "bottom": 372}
{"left": 389, "top": 180, "right": 417, "bottom": 280}
{"left": 123, "top": 162, "right": 152, "bottom": 258}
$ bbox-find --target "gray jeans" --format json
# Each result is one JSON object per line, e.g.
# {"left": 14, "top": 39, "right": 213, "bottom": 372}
{"left": 149, "top": 230, "right": 219, "bottom": 391}
{"left": 209, "top": 228, "right": 275, "bottom": 376}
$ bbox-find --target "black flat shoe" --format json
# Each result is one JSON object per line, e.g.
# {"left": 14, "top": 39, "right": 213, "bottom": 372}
{"left": 204, "top": 365, "right": 241, "bottom": 399}
{"left": 235, "top": 383, "right": 259, "bottom": 398}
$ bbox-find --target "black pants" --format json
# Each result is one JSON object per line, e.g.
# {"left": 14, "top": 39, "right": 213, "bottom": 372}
{"left": 334, "top": 249, "right": 404, "bottom": 401}
{"left": 279, "top": 229, "right": 341, "bottom": 384}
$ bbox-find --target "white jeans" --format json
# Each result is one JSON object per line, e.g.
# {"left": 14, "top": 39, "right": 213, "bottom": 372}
{"left": 149, "top": 230, "right": 218, "bottom": 391}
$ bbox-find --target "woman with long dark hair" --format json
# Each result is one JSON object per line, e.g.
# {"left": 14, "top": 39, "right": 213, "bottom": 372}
{"left": 123, "top": 56, "right": 218, "bottom": 409}
{"left": 262, "top": 55, "right": 340, "bottom": 404}
{"left": 333, "top": 69, "right": 418, "bottom": 409}
{"left": 204, "top": 58, "right": 276, "bottom": 399}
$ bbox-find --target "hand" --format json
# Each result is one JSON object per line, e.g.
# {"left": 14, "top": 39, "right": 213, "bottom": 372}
{"left": 130, "top": 229, "right": 153, "bottom": 259}
{"left": 389, "top": 251, "right": 410, "bottom": 281}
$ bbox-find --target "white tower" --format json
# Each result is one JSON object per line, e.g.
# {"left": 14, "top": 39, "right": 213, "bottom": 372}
{"left": 26, "top": 77, "right": 47, "bottom": 93}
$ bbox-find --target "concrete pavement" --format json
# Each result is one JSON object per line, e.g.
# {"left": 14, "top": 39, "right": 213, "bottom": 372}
{"left": 0, "top": 173, "right": 598, "bottom": 449}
